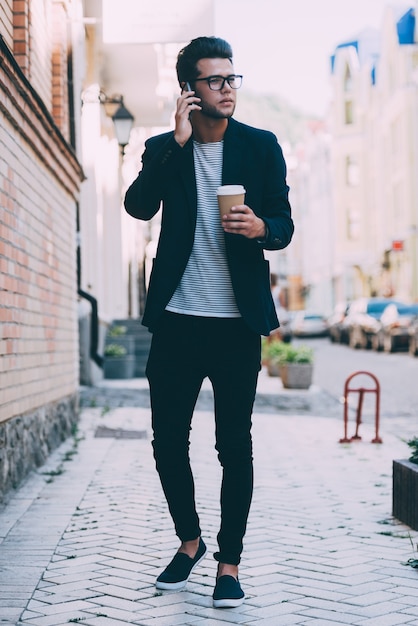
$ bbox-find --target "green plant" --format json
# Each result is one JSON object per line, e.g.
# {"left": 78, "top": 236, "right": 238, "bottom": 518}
{"left": 403, "top": 533, "right": 418, "bottom": 568}
{"left": 104, "top": 343, "right": 127, "bottom": 358}
{"left": 108, "top": 324, "right": 127, "bottom": 336}
{"left": 262, "top": 338, "right": 288, "bottom": 362}
{"left": 41, "top": 429, "right": 81, "bottom": 483}
{"left": 268, "top": 341, "right": 314, "bottom": 365}
{"left": 406, "top": 436, "right": 418, "bottom": 465}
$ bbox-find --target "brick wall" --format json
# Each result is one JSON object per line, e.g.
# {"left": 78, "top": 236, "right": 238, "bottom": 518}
{"left": 28, "top": 0, "right": 53, "bottom": 111}
{"left": 0, "top": 42, "right": 83, "bottom": 425}
{"left": 0, "top": 1, "right": 84, "bottom": 498}
{"left": 12, "top": 0, "right": 30, "bottom": 75}
{"left": 0, "top": 127, "right": 78, "bottom": 422}
{"left": 0, "top": 2, "right": 13, "bottom": 50}
{"left": 10, "top": 0, "right": 75, "bottom": 143}
{"left": 51, "top": 0, "right": 70, "bottom": 141}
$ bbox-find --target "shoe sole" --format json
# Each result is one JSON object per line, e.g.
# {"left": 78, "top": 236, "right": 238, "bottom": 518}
{"left": 213, "top": 596, "right": 245, "bottom": 608}
{"left": 155, "top": 548, "right": 207, "bottom": 590}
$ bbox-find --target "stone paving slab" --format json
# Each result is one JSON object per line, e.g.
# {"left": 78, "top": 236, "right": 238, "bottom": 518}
{"left": 1, "top": 371, "right": 418, "bottom": 625}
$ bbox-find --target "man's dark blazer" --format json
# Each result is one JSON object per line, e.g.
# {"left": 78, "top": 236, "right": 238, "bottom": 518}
{"left": 124, "top": 117, "right": 294, "bottom": 336}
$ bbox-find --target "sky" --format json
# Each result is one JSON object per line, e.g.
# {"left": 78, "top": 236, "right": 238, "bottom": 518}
{"left": 217, "top": 0, "right": 415, "bottom": 116}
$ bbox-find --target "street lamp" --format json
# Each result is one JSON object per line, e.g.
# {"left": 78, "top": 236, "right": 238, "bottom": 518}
{"left": 112, "top": 100, "right": 134, "bottom": 151}
{"left": 100, "top": 92, "right": 134, "bottom": 152}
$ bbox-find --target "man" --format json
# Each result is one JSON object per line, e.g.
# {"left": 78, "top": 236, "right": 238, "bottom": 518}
{"left": 124, "top": 36, "right": 294, "bottom": 608}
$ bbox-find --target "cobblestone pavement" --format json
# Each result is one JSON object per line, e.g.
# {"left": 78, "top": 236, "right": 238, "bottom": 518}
{"left": 1, "top": 370, "right": 418, "bottom": 625}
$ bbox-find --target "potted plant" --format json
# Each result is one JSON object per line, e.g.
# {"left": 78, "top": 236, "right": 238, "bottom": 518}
{"left": 393, "top": 436, "right": 418, "bottom": 530}
{"left": 103, "top": 343, "right": 135, "bottom": 379}
{"left": 262, "top": 337, "right": 288, "bottom": 377}
{"left": 106, "top": 324, "right": 135, "bottom": 354}
{"left": 274, "top": 342, "right": 314, "bottom": 389}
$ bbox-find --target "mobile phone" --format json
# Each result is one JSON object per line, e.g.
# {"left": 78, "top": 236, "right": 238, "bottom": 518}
{"left": 183, "top": 82, "right": 193, "bottom": 119}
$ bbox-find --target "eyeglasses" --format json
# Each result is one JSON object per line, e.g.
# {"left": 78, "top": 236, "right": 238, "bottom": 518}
{"left": 192, "top": 74, "right": 243, "bottom": 91}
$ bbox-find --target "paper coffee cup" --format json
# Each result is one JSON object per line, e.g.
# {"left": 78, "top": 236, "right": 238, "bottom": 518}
{"left": 217, "top": 185, "right": 246, "bottom": 217}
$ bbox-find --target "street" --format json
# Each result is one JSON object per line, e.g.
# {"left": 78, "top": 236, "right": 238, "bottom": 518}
{"left": 298, "top": 336, "right": 418, "bottom": 420}
{"left": 3, "top": 352, "right": 418, "bottom": 625}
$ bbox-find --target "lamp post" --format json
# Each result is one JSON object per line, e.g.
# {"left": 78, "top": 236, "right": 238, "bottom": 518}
{"left": 99, "top": 92, "right": 134, "bottom": 153}
{"left": 112, "top": 100, "right": 134, "bottom": 153}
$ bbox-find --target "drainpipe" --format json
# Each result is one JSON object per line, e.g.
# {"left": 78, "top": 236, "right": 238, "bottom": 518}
{"left": 76, "top": 216, "right": 103, "bottom": 368}
{"left": 77, "top": 287, "right": 103, "bottom": 368}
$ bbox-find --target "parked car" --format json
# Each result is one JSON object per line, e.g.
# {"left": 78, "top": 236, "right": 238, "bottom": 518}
{"left": 371, "top": 303, "right": 418, "bottom": 352}
{"left": 345, "top": 297, "right": 405, "bottom": 350}
{"left": 408, "top": 315, "right": 418, "bottom": 357}
{"left": 291, "top": 311, "right": 329, "bottom": 337}
{"left": 327, "top": 302, "right": 350, "bottom": 343}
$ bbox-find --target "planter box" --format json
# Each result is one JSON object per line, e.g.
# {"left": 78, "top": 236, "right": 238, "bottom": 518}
{"left": 279, "top": 363, "right": 313, "bottom": 389}
{"left": 105, "top": 336, "right": 135, "bottom": 354}
{"left": 393, "top": 459, "right": 418, "bottom": 530}
{"left": 103, "top": 356, "right": 135, "bottom": 379}
{"left": 267, "top": 361, "right": 280, "bottom": 377}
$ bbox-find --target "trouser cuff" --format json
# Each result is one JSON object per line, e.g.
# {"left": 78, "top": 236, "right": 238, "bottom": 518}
{"left": 213, "top": 551, "right": 241, "bottom": 566}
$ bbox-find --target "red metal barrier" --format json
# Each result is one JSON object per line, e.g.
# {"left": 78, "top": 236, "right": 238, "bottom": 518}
{"left": 339, "top": 371, "right": 383, "bottom": 444}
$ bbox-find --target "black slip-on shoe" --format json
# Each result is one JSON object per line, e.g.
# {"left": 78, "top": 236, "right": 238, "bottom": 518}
{"left": 155, "top": 538, "right": 207, "bottom": 590}
{"left": 213, "top": 574, "right": 245, "bottom": 608}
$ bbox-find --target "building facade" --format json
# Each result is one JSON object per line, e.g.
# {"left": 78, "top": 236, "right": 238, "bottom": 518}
{"left": 287, "top": 121, "right": 334, "bottom": 314}
{"left": 0, "top": 0, "right": 85, "bottom": 499}
{"left": 329, "top": 6, "right": 418, "bottom": 306}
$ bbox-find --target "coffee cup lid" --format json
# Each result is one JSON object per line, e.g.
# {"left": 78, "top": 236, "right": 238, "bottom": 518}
{"left": 217, "top": 185, "right": 246, "bottom": 195}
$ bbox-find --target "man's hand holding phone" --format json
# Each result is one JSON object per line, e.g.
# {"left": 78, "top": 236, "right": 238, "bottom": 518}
{"left": 174, "top": 82, "right": 201, "bottom": 147}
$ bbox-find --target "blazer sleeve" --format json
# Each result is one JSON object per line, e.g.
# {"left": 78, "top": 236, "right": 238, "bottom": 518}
{"left": 124, "top": 133, "right": 182, "bottom": 221}
{"left": 256, "top": 132, "right": 294, "bottom": 251}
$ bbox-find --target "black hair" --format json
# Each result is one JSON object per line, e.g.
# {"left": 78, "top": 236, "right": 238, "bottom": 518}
{"left": 176, "top": 36, "right": 233, "bottom": 85}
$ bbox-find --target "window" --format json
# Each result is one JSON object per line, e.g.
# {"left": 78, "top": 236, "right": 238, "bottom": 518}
{"left": 344, "top": 65, "right": 352, "bottom": 92}
{"left": 345, "top": 156, "right": 359, "bottom": 186}
{"left": 344, "top": 100, "right": 353, "bottom": 125}
{"left": 346, "top": 208, "right": 360, "bottom": 240}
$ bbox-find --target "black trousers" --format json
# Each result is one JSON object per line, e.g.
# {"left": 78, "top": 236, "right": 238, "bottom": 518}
{"left": 146, "top": 311, "right": 261, "bottom": 565}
